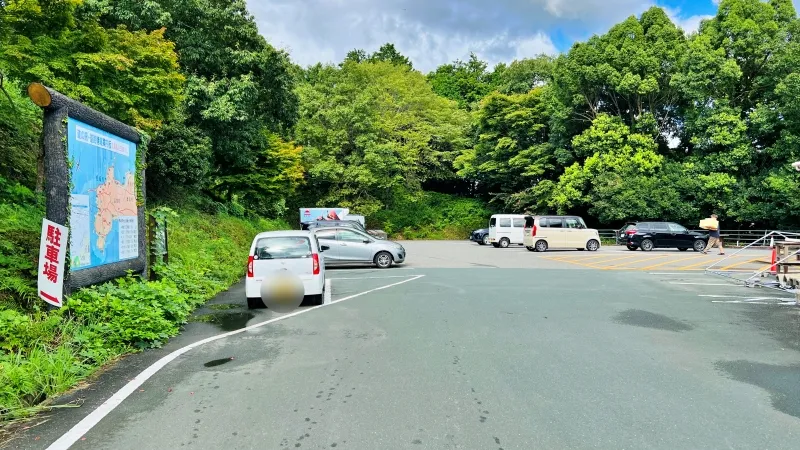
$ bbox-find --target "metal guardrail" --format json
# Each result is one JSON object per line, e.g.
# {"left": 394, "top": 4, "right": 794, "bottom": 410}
{"left": 596, "top": 229, "right": 798, "bottom": 248}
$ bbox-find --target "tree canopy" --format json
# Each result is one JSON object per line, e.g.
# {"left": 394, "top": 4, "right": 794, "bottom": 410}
{"left": 1, "top": 0, "right": 799, "bottom": 228}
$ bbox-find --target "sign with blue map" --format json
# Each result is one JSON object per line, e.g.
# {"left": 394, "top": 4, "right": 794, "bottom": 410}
{"left": 67, "top": 118, "right": 139, "bottom": 271}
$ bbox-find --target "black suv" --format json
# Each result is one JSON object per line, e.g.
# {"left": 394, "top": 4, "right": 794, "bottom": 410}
{"left": 618, "top": 221, "right": 708, "bottom": 252}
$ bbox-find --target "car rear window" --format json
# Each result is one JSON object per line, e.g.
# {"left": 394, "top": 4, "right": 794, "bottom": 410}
{"left": 490, "top": 217, "right": 497, "bottom": 226}
{"left": 524, "top": 216, "right": 536, "bottom": 228}
{"left": 254, "top": 237, "right": 312, "bottom": 260}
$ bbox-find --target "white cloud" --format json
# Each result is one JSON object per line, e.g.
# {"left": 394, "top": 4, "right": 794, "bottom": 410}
{"left": 246, "top": 0, "right": 655, "bottom": 72}
{"left": 513, "top": 33, "right": 558, "bottom": 59}
{"left": 662, "top": 6, "right": 712, "bottom": 34}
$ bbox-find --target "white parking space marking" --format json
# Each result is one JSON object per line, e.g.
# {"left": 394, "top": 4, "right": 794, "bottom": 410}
{"left": 670, "top": 282, "right": 734, "bottom": 286}
{"left": 699, "top": 294, "right": 794, "bottom": 300}
{"left": 329, "top": 275, "right": 418, "bottom": 280}
{"left": 47, "top": 275, "right": 425, "bottom": 450}
{"left": 324, "top": 278, "right": 332, "bottom": 304}
{"left": 711, "top": 300, "right": 797, "bottom": 305}
{"left": 327, "top": 267, "right": 417, "bottom": 273}
{"left": 649, "top": 272, "right": 707, "bottom": 275}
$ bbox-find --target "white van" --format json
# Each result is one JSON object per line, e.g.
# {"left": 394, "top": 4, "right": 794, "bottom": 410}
{"left": 246, "top": 230, "right": 326, "bottom": 309}
{"left": 523, "top": 215, "right": 601, "bottom": 252}
{"left": 488, "top": 214, "right": 528, "bottom": 248}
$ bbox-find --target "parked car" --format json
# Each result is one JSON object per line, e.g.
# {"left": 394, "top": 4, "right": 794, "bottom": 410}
{"left": 523, "top": 215, "right": 601, "bottom": 252}
{"left": 303, "top": 219, "right": 366, "bottom": 232}
{"left": 469, "top": 228, "right": 490, "bottom": 245}
{"left": 488, "top": 214, "right": 528, "bottom": 248}
{"left": 617, "top": 221, "right": 708, "bottom": 252}
{"left": 304, "top": 220, "right": 388, "bottom": 240}
{"left": 314, "top": 227, "right": 405, "bottom": 268}
{"left": 246, "top": 230, "right": 327, "bottom": 309}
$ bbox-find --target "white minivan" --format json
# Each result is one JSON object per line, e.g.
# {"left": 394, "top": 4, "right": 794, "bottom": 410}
{"left": 488, "top": 214, "right": 528, "bottom": 248}
{"left": 523, "top": 215, "right": 601, "bottom": 252}
{"left": 246, "top": 230, "right": 326, "bottom": 309}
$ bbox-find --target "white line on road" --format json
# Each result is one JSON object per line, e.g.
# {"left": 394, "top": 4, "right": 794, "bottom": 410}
{"left": 327, "top": 267, "right": 417, "bottom": 273}
{"left": 324, "top": 278, "right": 331, "bottom": 304}
{"left": 699, "top": 294, "right": 793, "bottom": 299}
{"left": 711, "top": 300, "right": 797, "bottom": 305}
{"left": 329, "top": 275, "right": 417, "bottom": 280}
{"left": 670, "top": 282, "right": 733, "bottom": 285}
{"left": 649, "top": 272, "right": 706, "bottom": 275}
{"left": 47, "top": 275, "right": 425, "bottom": 450}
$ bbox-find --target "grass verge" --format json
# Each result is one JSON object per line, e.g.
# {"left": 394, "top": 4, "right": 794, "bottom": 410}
{"left": 0, "top": 184, "right": 287, "bottom": 424}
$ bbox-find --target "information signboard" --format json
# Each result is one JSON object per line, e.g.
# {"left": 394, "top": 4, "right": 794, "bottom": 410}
{"left": 67, "top": 118, "right": 139, "bottom": 271}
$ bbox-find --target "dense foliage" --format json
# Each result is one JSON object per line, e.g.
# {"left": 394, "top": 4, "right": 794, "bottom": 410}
{"left": 1, "top": 0, "right": 800, "bottom": 422}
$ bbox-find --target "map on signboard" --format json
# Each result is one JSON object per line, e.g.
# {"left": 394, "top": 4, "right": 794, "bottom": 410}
{"left": 68, "top": 118, "right": 139, "bottom": 271}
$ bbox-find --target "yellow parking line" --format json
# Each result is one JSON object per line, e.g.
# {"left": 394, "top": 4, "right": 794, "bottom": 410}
{"left": 677, "top": 255, "right": 750, "bottom": 271}
{"left": 719, "top": 257, "right": 765, "bottom": 271}
{"left": 583, "top": 254, "right": 648, "bottom": 267}
{"left": 548, "top": 253, "right": 618, "bottom": 262}
{"left": 638, "top": 254, "right": 705, "bottom": 271}
{"left": 540, "top": 256, "right": 606, "bottom": 269}
{"left": 603, "top": 254, "right": 670, "bottom": 270}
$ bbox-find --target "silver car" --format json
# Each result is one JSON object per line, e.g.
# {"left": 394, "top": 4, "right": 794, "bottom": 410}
{"left": 313, "top": 227, "right": 405, "bottom": 268}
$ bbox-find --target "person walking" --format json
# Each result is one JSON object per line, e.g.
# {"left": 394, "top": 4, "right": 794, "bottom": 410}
{"left": 703, "top": 214, "right": 725, "bottom": 255}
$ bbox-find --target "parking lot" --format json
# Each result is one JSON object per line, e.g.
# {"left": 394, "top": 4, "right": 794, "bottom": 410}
{"left": 24, "top": 241, "right": 800, "bottom": 450}
{"left": 400, "top": 239, "right": 773, "bottom": 273}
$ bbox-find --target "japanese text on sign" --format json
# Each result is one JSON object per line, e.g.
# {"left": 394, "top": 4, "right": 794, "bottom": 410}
{"left": 38, "top": 219, "right": 68, "bottom": 307}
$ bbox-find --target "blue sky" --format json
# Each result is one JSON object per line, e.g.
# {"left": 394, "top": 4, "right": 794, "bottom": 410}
{"left": 246, "top": 0, "right": 796, "bottom": 72}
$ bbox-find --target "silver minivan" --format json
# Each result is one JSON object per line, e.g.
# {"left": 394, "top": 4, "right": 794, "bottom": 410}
{"left": 314, "top": 227, "right": 406, "bottom": 268}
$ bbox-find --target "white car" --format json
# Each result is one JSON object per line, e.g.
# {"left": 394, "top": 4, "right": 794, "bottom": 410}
{"left": 523, "top": 215, "right": 601, "bottom": 252}
{"left": 488, "top": 214, "right": 528, "bottom": 248}
{"left": 246, "top": 230, "right": 327, "bottom": 309}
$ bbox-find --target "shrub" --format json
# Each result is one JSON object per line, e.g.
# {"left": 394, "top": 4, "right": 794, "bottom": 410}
{"left": 372, "top": 191, "right": 492, "bottom": 239}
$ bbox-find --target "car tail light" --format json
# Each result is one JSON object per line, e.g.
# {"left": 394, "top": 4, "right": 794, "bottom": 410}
{"left": 532, "top": 225, "right": 537, "bottom": 237}
{"left": 625, "top": 229, "right": 637, "bottom": 236}
{"left": 312, "top": 253, "right": 320, "bottom": 275}
{"left": 247, "top": 256, "right": 254, "bottom": 277}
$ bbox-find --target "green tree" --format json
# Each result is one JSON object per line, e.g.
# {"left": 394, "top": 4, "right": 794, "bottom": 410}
{"left": 1, "top": 0, "right": 184, "bottom": 130}
{"left": 367, "top": 43, "right": 412, "bottom": 68}
{"left": 456, "top": 87, "right": 556, "bottom": 211}
{"left": 493, "top": 56, "right": 553, "bottom": 95}
{"left": 0, "top": 75, "right": 41, "bottom": 189}
{"left": 550, "top": 114, "right": 697, "bottom": 222}
{"left": 100, "top": 0, "right": 300, "bottom": 204}
{"left": 552, "top": 7, "right": 688, "bottom": 145}
{"left": 672, "top": 0, "right": 800, "bottom": 224}
{"left": 427, "top": 53, "right": 496, "bottom": 110}
{"left": 295, "top": 61, "right": 469, "bottom": 214}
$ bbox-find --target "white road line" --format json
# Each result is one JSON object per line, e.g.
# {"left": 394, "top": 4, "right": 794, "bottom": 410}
{"left": 712, "top": 300, "right": 797, "bottom": 305}
{"left": 670, "top": 282, "right": 733, "bottom": 286}
{"left": 324, "top": 278, "right": 331, "bottom": 304}
{"left": 649, "top": 272, "right": 706, "bottom": 275}
{"left": 327, "top": 267, "right": 417, "bottom": 273}
{"left": 329, "top": 275, "right": 417, "bottom": 280}
{"left": 47, "top": 275, "right": 425, "bottom": 450}
{"left": 699, "top": 294, "right": 794, "bottom": 300}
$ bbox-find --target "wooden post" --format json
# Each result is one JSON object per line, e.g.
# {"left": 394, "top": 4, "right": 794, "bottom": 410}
{"left": 148, "top": 215, "right": 157, "bottom": 280}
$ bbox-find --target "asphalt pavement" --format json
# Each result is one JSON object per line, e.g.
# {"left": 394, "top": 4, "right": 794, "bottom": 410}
{"left": 7, "top": 241, "right": 800, "bottom": 449}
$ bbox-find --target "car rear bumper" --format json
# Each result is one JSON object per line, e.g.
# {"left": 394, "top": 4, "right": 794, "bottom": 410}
{"left": 246, "top": 275, "right": 324, "bottom": 298}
